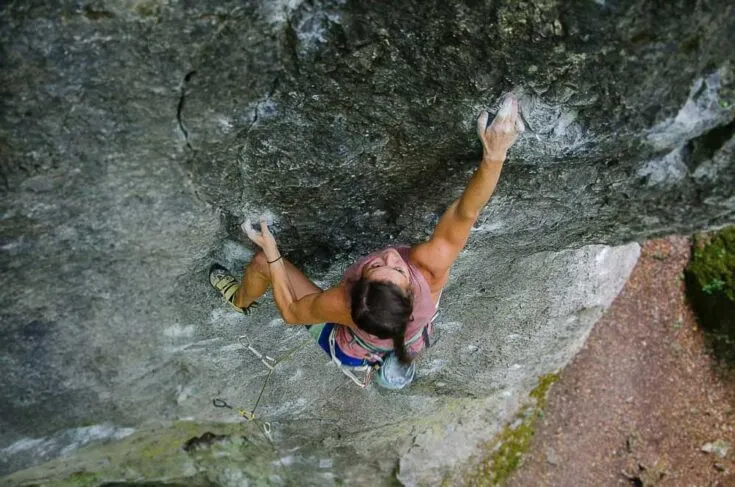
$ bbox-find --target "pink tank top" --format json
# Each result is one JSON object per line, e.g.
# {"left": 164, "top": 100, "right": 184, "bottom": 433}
{"left": 334, "top": 246, "right": 436, "bottom": 360}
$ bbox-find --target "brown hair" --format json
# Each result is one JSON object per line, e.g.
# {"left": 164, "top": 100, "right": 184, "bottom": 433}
{"left": 350, "top": 278, "right": 414, "bottom": 364}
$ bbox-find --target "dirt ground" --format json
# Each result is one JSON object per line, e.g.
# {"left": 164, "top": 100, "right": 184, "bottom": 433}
{"left": 507, "top": 236, "right": 735, "bottom": 487}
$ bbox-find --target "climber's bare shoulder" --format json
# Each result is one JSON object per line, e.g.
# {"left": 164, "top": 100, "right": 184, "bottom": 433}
{"left": 409, "top": 200, "right": 473, "bottom": 299}
{"left": 408, "top": 242, "right": 454, "bottom": 299}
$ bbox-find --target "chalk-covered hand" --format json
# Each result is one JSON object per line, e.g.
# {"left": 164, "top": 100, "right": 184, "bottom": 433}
{"left": 477, "top": 93, "right": 525, "bottom": 162}
{"left": 242, "top": 218, "right": 279, "bottom": 261}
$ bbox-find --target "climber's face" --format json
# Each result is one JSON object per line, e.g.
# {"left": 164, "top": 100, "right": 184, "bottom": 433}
{"left": 362, "top": 249, "right": 411, "bottom": 291}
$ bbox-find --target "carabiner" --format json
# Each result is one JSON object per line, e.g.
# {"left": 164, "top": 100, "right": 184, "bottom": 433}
{"left": 212, "top": 398, "right": 233, "bottom": 409}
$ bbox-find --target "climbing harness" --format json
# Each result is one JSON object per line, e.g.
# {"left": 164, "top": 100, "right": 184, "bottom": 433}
{"left": 219, "top": 298, "right": 440, "bottom": 411}
{"left": 329, "top": 299, "right": 441, "bottom": 389}
{"left": 327, "top": 325, "right": 380, "bottom": 388}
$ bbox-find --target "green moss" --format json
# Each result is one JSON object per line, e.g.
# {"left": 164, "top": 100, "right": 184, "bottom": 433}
{"left": 466, "top": 373, "right": 559, "bottom": 486}
{"left": 685, "top": 226, "right": 735, "bottom": 363}
{"left": 528, "top": 373, "right": 559, "bottom": 408}
{"left": 483, "top": 416, "right": 535, "bottom": 485}
{"left": 688, "top": 227, "right": 735, "bottom": 302}
{"left": 138, "top": 421, "right": 201, "bottom": 460}
{"left": 56, "top": 471, "right": 101, "bottom": 487}
{"left": 4, "top": 421, "right": 273, "bottom": 486}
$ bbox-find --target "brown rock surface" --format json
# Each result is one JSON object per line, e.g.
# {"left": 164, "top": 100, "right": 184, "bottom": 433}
{"left": 508, "top": 237, "right": 735, "bottom": 486}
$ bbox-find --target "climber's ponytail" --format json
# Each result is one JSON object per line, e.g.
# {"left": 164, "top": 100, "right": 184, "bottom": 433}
{"left": 391, "top": 330, "right": 412, "bottom": 365}
{"left": 350, "top": 278, "right": 413, "bottom": 364}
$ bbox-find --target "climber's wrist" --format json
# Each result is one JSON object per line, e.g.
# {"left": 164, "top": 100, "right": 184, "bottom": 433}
{"left": 264, "top": 245, "right": 280, "bottom": 263}
{"left": 482, "top": 151, "right": 506, "bottom": 165}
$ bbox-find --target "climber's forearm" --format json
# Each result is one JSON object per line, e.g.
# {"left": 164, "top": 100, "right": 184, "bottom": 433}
{"left": 455, "top": 155, "right": 505, "bottom": 221}
{"left": 264, "top": 251, "right": 350, "bottom": 326}
{"left": 410, "top": 154, "right": 506, "bottom": 282}
{"left": 263, "top": 247, "right": 300, "bottom": 322}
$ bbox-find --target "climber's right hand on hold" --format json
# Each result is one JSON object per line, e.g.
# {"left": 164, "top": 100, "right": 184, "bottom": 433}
{"left": 476, "top": 93, "right": 525, "bottom": 162}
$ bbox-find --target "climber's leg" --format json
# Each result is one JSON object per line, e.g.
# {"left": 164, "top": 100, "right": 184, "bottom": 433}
{"left": 233, "top": 251, "right": 321, "bottom": 309}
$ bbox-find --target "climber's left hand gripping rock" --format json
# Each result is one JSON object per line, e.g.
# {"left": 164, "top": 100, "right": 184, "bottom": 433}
{"left": 242, "top": 217, "right": 279, "bottom": 260}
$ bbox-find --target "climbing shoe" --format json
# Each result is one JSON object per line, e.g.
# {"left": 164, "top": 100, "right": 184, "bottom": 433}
{"left": 208, "top": 264, "right": 257, "bottom": 314}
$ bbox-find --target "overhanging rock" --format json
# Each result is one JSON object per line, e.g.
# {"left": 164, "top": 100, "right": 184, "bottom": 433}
{"left": 0, "top": 0, "right": 733, "bottom": 484}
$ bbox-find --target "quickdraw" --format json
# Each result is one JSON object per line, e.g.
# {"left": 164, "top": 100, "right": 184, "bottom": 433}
{"left": 239, "top": 335, "right": 277, "bottom": 370}
{"left": 211, "top": 397, "right": 271, "bottom": 441}
{"left": 212, "top": 334, "right": 311, "bottom": 442}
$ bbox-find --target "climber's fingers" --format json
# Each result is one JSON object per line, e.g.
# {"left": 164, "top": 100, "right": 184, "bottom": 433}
{"left": 477, "top": 110, "right": 492, "bottom": 154}
{"left": 477, "top": 110, "right": 490, "bottom": 140}
{"left": 242, "top": 216, "right": 278, "bottom": 252}
{"left": 242, "top": 218, "right": 264, "bottom": 247}
{"left": 259, "top": 217, "right": 272, "bottom": 237}
{"left": 515, "top": 116, "right": 526, "bottom": 134}
{"left": 488, "top": 93, "right": 518, "bottom": 134}
{"left": 478, "top": 93, "right": 522, "bottom": 159}
{"left": 257, "top": 216, "right": 278, "bottom": 251}
{"left": 259, "top": 217, "right": 276, "bottom": 244}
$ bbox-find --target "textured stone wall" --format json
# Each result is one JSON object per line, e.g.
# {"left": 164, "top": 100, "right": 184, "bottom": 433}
{"left": 0, "top": 0, "right": 733, "bottom": 484}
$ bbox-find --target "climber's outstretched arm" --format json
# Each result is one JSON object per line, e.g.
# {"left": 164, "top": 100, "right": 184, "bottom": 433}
{"left": 410, "top": 93, "right": 524, "bottom": 293}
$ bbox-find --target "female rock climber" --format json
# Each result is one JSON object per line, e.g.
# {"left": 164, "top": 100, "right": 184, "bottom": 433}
{"left": 209, "top": 93, "right": 524, "bottom": 388}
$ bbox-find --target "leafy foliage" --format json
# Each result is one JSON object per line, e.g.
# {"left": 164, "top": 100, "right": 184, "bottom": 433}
{"left": 685, "top": 227, "right": 735, "bottom": 363}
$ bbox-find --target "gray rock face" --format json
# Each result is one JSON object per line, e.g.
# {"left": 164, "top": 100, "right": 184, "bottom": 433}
{"left": 2, "top": 243, "right": 640, "bottom": 486}
{"left": 0, "top": 0, "right": 732, "bottom": 484}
